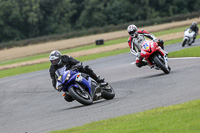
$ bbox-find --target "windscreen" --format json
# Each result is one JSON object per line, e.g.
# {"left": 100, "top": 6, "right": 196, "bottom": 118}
{"left": 55, "top": 66, "right": 66, "bottom": 77}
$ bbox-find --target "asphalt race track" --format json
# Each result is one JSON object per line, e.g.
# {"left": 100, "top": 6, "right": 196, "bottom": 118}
{"left": 0, "top": 39, "right": 200, "bottom": 133}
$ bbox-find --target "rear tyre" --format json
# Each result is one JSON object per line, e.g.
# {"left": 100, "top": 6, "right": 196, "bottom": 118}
{"left": 69, "top": 86, "right": 93, "bottom": 105}
{"left": 153, "top": 56, "right": 169, "bottom": 74}
{"left": 182, "top": 39, "right": 187, "bottom": 47}
{"left": 101, "top": 84, "right": 115, "bottom": 100}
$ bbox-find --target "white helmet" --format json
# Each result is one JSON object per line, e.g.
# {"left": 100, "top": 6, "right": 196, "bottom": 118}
{"left": 49, "top": 50, "right": 62, "bottom": 65}
{"left": 127, "top": 24, "right": 138, "bottom": 37}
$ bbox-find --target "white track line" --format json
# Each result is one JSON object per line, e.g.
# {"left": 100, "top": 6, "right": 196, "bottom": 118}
{"left": 130, "top": 57, "right": 200, "bottom": 65}
{"left": 169, "top": 57, "right": 200, "bottom": 60}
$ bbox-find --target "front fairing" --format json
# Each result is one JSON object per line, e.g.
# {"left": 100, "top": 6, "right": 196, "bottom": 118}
{"left": 55, "top": 66, "right": 66, "bottom": 89}
{"left": 184, "top": 28, "right": 195, "bottom": 38}
{"left": 55, "top": 66, "right": 77, "bottom": 90}
{"left": 140, "top": 40, "right": 157, "bottom": 58}
{"left": 55, "top": 67, "right": 96, "bottom": 98}
{"left": 64, "top": 71, "right": 94, "bottom": 96}
{"left": 184, "top": 29, "right": 195, "bottom": 44}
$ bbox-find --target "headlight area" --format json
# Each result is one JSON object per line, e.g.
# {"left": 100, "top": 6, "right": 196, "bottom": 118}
{"left": 65, "top": 71, "right": 71, "bottom": 81}
{"left": 56, "top": 85, "right": 63, "bottom": 90}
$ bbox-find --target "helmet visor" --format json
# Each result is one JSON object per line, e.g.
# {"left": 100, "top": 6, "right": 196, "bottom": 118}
{"left": 129, "top": 29, "right": 137, "bottom": 37}
{"left": 51, "top": 58, "right": 60, "bottom": 65}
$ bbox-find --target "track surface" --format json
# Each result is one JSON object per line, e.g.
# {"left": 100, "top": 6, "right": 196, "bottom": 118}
{"left": 0, "top": 40, "right": 200, "bottom": 133}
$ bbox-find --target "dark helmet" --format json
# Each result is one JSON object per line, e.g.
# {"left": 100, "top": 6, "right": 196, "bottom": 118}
{"left": 191, "top": 22, "right": 197, "bottom": 30}
{"left": 49, "top": 50, "right": 62, "bottom": 65}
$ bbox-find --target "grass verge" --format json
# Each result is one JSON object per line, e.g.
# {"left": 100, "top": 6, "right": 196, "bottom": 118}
{"left": 50, "top": 99, "right": 200, "bottom": 133}
{"left": 168, "top": 46, "right": 200, "bottom": 57}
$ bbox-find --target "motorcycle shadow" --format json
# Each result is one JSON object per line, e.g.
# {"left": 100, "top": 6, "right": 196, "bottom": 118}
{"left": 58, "top": 99, "right": 107, "bottom": 111}
{"left": 140, "top": 73, "right": 167, "bottom": 79}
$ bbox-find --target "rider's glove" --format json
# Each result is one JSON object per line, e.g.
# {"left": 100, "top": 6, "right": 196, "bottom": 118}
{"left": 157, "top": 39, "right": 164, "bottom": 44}
{"left": 157, "top": 39, "right": 164, "bottom": 49}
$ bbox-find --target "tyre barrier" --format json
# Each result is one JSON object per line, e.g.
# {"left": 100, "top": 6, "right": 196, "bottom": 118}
{"left": 95, "top": 39, "right": 104, "bottom": 45}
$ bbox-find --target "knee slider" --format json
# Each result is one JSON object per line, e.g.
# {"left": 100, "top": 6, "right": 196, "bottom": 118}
{"left": 136, "top": 62, "right": 142, "bottom": 68}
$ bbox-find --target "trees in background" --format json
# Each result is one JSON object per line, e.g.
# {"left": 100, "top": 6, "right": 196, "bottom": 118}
{"left": 0, "top": 0, "right": 199, "bottom": 42}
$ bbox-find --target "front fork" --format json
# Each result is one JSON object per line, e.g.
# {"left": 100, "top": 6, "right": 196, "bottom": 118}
{"left": 157, "top": 46, "right": 169, "bottom": 69}
{"left": 163, "top": 54, "right": 169, "bottom": 69}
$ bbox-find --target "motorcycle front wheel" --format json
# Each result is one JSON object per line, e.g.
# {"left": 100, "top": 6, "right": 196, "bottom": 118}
{"left": 69, "top": 86, "right": 93, "bottom": 105}
{"left": 153, "top": 55, "right": 170, "bottom": 74}
{"left": 182, "top": 39, "right": 187, "bottom": 47}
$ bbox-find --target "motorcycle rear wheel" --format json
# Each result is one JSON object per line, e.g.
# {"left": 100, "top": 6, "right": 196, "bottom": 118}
{"left": 101, "top": 84, "right": 115, "bottom": 100}
{"left": 153, "top": 55, "right": 170, "bottom": 74}
{"left": 69, "top": 87, "right": 93, "bottom": 105}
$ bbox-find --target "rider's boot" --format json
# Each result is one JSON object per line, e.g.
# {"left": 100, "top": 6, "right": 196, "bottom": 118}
{"left": 192, "top": 36, "right": 196, "bottom": 43}
{"left": 96, "top": 75, "right": 105, "bottom": 83}
{"left": 85, "top": 65, "right": 105, "bottom": 83}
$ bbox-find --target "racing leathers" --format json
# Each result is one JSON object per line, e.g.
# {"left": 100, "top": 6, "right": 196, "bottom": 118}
{"left": 127, "top": 30, "right": 165, "bottom": 68}
{"left": 49, "top": 55, "right": 103, "bottom": 90}
{"left": 190, "top": 24, "right": 199, "bottom": 36}
{"left": 188, "top": 24, "right": 199, "bottom": 42}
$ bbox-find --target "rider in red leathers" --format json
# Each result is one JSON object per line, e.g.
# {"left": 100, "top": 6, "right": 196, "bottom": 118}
{"left": 127, "top": 24, "right": 167, "bottom": 68}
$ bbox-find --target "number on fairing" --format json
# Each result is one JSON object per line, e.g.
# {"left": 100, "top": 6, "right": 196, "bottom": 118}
{"left": 142, "top": 43, "right": 149, "bottom": 50}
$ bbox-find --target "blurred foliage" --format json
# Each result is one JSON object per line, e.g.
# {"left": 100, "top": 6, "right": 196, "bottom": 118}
{"left": 0, "top": 0, "right": 200, "bottom": 49}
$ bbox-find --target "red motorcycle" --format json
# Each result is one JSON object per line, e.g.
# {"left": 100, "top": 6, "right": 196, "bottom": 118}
{"left": 139, "top": 40, "right": 170, "bottom": 74}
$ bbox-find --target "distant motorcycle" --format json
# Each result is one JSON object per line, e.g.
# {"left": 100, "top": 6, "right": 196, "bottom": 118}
{"left": 132, "top": 40, "right": 170, "bottom": 74}
{"left": 55, "top": 66, "right": 115, "bottom": 105}
{"left": 182, "top": 28, "right": 195, "bottom": 47}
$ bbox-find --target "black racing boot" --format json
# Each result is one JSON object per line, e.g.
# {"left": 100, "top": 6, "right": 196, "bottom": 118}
{"left": 84, "top": 65, "right": 104, "bottom": 83}
{"left": 96, "top": 75, "right": 105, "bottom": 83}
{"left": 192, "top": 35, "right": 196, "bottom": 43}
{"left": 192, "top": 39, "right": 195, "bottom": 43}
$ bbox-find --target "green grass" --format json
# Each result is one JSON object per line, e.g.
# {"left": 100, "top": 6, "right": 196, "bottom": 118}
{"left": 152, "top": 24, "right": 200, "bottom": 36}
{"left": 50, "top": 99, "right": 200, "bottom": 133}
{"left": 168, "top": 46, "right": 200, "bottom": 57}
{"left": 0, "top": 62, "right": 51, "bottom": 78}
{"left": 152, "top": 25, "right": 187, "bottom": 36}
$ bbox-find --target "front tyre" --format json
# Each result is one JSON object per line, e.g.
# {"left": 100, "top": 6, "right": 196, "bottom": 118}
{"left": 69, "top": 87, "right": 93, "bottom": 105}
{"left": 101, "top": 84, "right": 115, "bottom": 100}
{"left": 182, "top": 39, "right": 187, "bottom": 47}
{"left": 153, "top": 55, "right": 169, "bottom": 74}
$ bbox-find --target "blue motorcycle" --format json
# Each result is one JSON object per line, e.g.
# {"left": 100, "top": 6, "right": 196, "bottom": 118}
{"left": 55, "top": 66, "right": 115, "bottom": 105}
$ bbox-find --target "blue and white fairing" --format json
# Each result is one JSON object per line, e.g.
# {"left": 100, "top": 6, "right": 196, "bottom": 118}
{"left": 55, "top": 66, "right": 96, "bottom": 98}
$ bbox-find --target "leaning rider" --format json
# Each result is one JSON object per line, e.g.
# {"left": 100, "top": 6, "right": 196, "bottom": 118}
{"left": 127, "top": 24, "right": 167, "bottom": 68}
{"left": 187, "top": 22, "right": 199, "bottom": 43}
{"left": 49, "top": 50, "right": 104, "bottom": 102}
